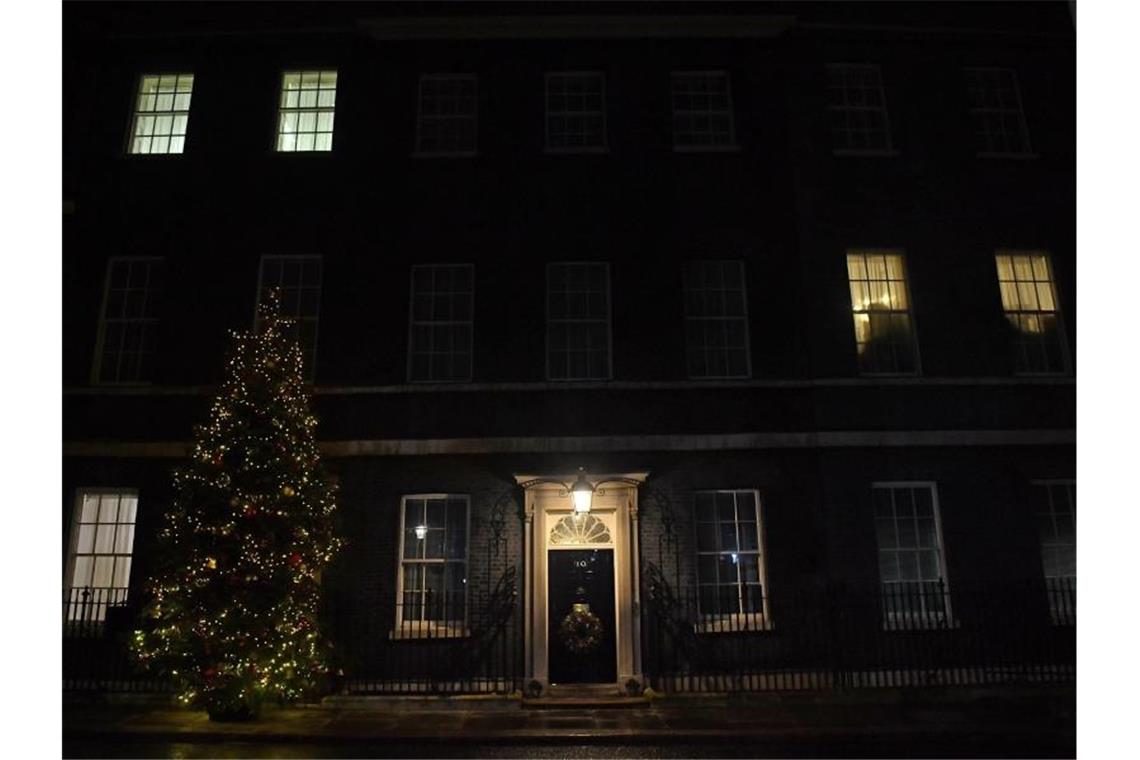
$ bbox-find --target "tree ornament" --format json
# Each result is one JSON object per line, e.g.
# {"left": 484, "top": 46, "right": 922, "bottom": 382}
{"left": 281, "top": 485, "right": 295, "bottom": 498}
{"left": 288, "top": 553, "right": 303, "bottom": 569}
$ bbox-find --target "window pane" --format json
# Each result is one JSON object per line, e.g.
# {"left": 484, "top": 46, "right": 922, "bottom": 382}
{"left": 76, "top": 524, "right": 95, "bottom": 554}
{"left": 408, "top": 265, "right": 474, "bottom": 382}
{"left": 547, "top": 263, "right": 610, "bottom": 379}
{"left": 684, "top": 261, "right": 750, "bottom": 378}
{"left": 672, "top": 72, "right": 735, "bottom": 148}
{"left": 114, "top": 524, "right": 136, "bottom": 555}
{"left": 71, "top": 557, "right": 94, "bottom": 587}
{"left": 93, "top": 524, "right": 116, "bottom": 554}
{"left": 276, "top": 70, "right": 336, "bottom": 152}
{"left": 129, "top": 74, "right": 193, "bottom": 154}
{"left": 847, "top": 251, "right": 916, "bottom": 374}
{"left": 693, "top": 491, "right": 767, "bottom": 620}
{"left": 112, "top": 557, "right": 133, "bottom": 588}
{"left": 92, "top": 557, "right": 115, "bottom": 588}
{"left": 545, "top": 73, "right": 606, "bottom": 150}
{"left": 827, "top": 64, "right": 892, "bottom": 152}
{"left": 256, "top": 256, "right": 322, "bottom": 380}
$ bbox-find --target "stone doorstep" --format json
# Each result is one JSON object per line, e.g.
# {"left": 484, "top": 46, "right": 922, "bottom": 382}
{"left": 521, "top": 696, "right": 652, "bottom": 709}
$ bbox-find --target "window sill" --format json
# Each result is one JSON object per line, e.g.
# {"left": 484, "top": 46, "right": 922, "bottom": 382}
{"left": 91, "top": 380, "right": 154, "bottom": 388}
{"left": 857, "top": 371, "right": 921, "bottom": 378}
{"left": 411, "top": 151, "right": 479, "bottom": 159}
{"left": 543, "top": 147, "right": 610, "bottom": 155}
{"left": 122, "top": 152, "right": 187, "bottom": 160}
{"left": 389, "top": 625, "right": 469, "bottom": 640}
{"left": 694, "top": 615, "right": 773, "bottom": 634}
{"left": 833, "top": 149, "right": 901, "bottom": 158}
{"left": 1012, "top": 370, "right": 1071, "bottom": 378}
{"left": 977, "top": 152, "right": 1040, "bottom": 160}
{"left": 406, "top": 377, "right": 474, "bottom": 385}
{"left": 673, "top": 144, "right": 742, "bottom": 153}
{"left": 881, "top": 616, "right": 959, "bottom": 631}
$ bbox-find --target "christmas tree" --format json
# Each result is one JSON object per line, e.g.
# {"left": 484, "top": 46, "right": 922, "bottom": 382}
{"left": 133, "top": 290, "right": 342, "bottom": 720}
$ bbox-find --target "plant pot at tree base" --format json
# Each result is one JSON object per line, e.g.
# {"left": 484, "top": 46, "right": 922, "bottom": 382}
{"left": 204, "top": 687, "right": 263, "bottom": 722}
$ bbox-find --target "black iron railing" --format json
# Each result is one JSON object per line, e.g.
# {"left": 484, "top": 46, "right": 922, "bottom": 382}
{"left": 641, "top": 566, "right": 1075, "bottom": 692}
{"left": 339, "top": 566, "right": 523, "bottom": 695}
{"left": 63, "top": 570, "right": 1073, "bottom": 695}
{"left": 62, "top": 587, "right": 170, "bottom": 692}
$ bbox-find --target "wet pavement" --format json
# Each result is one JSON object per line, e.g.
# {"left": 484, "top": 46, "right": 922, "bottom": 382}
{"left": 62, "top": 687, "right": 1076, "bottom": 759}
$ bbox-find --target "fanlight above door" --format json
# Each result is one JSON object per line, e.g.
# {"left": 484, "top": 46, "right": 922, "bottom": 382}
{"left": 549, "top": 514, "right": 612, "bottom": 546}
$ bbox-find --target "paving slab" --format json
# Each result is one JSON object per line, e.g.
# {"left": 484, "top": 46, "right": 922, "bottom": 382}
{"left": 62, "top": 686, "right": 1075, "bottom": 752}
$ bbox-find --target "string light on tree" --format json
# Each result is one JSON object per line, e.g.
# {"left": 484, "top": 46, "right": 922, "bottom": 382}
{"left": 132, "top": 289, "right": 343, "bottom": 721}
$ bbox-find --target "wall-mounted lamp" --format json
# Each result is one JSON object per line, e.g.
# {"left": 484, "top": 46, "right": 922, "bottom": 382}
{"left": 413, "top": 524, "right": 428, "bottom": 540}
{"left": 570, "top": 469, "right": 595, "bottom": 514}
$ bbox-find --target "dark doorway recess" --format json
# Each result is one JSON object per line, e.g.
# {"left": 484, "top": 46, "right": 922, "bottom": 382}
{"left": 547, "top": 548, "right": 617, "bottom": 684}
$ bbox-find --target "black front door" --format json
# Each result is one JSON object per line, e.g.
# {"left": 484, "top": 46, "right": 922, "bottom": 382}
{"left": 547, "top": 548, "right": 617, "bottom": 684}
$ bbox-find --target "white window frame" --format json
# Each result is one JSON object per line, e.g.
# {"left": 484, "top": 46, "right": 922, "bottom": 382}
{"left": 275, "top": 69, "right": 337, "bottom": 153}
{"left": 64, "top": 489, "right": 139, "bottom": 623}
{"left": 126, "top": 73, "right": 194, "bottom": 156}
{"left": 545, "top": 262, "right": 613, "bottom": 381}
{"left": 872, "top": 481, "right": 954, "bottom": 630}
{"left": 670, "top": 70, "right": 739, "bottom": 152}
{"left": 826, "top": 63, "right": 897, "bottom": 156}
{"left": 1031, "top": 479, "right": 1075, "bottom": 625}
{"left": 393, "top": 493, "right": 471, "bottom": 639}
{"left": 846, "top": 249, "right": 921, "bottom": 376}
{"left": 683, "top": 259, "right": 752, "bottom": 379}
{"left": 406, "top": 263, "right": 475, "bottom": 383}
{"left": 413, "top": 74, "right": 479, "bottom": 158}
{"left": 692, "top": 489, "right": 772, "bottom": 633}
{"left": 91, "top": 256, "right": 163, "bottom": 386}
{"left": 964, "top": 67, "right": 1036, "bottom": 159}
{"left": 544, "top": 71, "right": 608, "bottom": 154}
{"left": 255, "top": 254, "right": 323, "bottom": 382}
{"left": 994, "top": 251, "right": 1071, "bottom": 376}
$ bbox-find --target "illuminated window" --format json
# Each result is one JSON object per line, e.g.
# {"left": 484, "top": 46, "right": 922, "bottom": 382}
{"left": 694, "top": 490, "right": 770, "bottom": 628}
{"left": 684, "top": 260, "right": 751, "bottom": 378}
{"left": 995, "top": 252, "right": 1069, "bottom": 374}
{"left": 827, "top": 64, "right": 893, "bottom": 154}
{"left": 256, "top": 255, "right": 322, "bottom": 381}
{"left": 408, "top": 264, "right": 474, "bottom": 382}
{"left": 397, "top": 495, "right": 469, "bottom": 636}
{"left": 547, "top": 262, "right": 611, "bottom": 380}
{"left": 128, "top": 74, "right": 193, "bottom": 155}
{"left": 65, "top": 490, "right": 138, "bottom": 622}
{"left": 93, "top": 257, "right": 163, "bottom": 385}
{"left": 873, "top": 483, "right": 951, "bottom": 627}
{"left": 671, "top": 71, "right": 737, "bottom": 150}
{"left": 415, "top": 75, "right": 478, "bottom": 156}
{"left": 276, "top": 70, "right": 336, "bottom": 152}
{"left": 846, "top": 251, "right": 919, "bottom": 375}
{"left": 965, "top": 67, "right": 1032, "bottom": 157}
{"left": 1034, "top": 480, "right": 1075, "bottom": 624}
{"left": 545, "top": 72, "right": 606, "bottom": 152}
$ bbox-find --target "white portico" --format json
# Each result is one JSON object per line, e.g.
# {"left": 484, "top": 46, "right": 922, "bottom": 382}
{"left": 515, "top": 471, "right": 649, "bottom": 690}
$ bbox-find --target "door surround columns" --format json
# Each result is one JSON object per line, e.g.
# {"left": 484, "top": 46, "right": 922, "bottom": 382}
{"left": 515, "top": 471, "right": 648, "bottom": 689}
